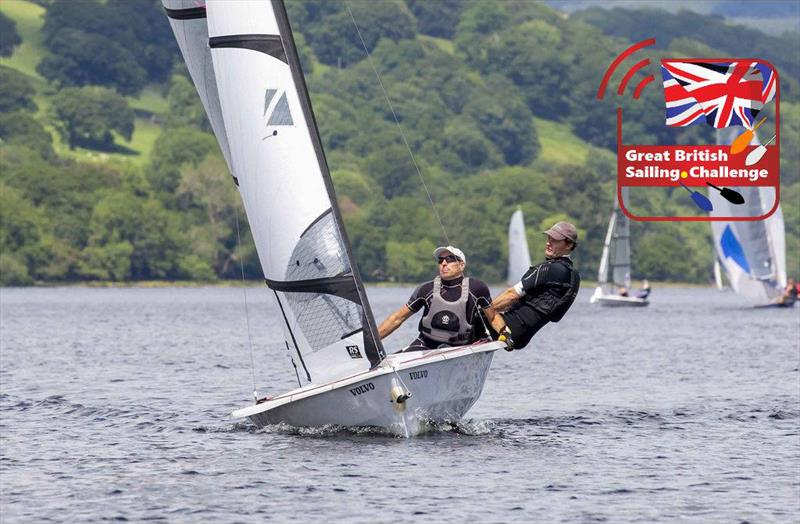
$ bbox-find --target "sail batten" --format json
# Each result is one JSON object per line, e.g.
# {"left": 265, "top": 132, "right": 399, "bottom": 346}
{"left": 209, "top": 34, "right": 287, "bottom": 63}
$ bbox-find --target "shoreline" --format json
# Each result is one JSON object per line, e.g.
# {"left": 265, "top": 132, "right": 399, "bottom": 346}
{"left": 0, "top": 280, "right": 717, "bottom": 289}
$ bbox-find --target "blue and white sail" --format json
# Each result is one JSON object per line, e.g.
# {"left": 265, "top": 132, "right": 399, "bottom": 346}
{"left": 164, "top": 0, "right": 384, "bottom": 385}
{"left": 507, "top": 208, "right": 531, "bottom": 285}
{"left": 712, "top": 129, "right": 786, "bottom": 305}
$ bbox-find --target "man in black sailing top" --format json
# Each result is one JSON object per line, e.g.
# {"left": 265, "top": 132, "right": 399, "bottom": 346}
{"left": 488, "top": 221, "right": 581, "bottom": 351}
{"left": 377, "top": 246, "right": 493, "bottom": 352}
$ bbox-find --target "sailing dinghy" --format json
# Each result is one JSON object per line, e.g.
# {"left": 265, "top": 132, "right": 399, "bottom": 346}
{"left": 590, "top": 187, "right": 649, "bottom": 307}
{"left": 507, "top": 208, "right": 532, "bottom": 285}
{"left": 711, "top": 129, "right": 788, "bottom": 307}
{"left": 163, "top": 0, "right": 502, "bottom": 436}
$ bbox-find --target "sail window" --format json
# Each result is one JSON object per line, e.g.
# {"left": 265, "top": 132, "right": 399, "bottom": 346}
{"left": 281, "top": 211, "right": 364, "bottom": 352}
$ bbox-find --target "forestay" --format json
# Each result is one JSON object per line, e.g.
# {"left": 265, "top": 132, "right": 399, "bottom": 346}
{"left": 164, "top": 0, "right": 384, "bottom": 384}
{"left": 711, "top": 128, "right": 786, "bottom": 304}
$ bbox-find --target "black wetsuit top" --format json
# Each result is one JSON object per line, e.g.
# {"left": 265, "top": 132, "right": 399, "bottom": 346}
{"left": 405, "top": 275, "right": 492, "bottom": 350}
{"left": 502, "top": 256, "right": 578, "bottom": 349}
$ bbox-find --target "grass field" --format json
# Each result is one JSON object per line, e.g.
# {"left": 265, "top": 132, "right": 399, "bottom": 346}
{"left": 0, "top": 0, "right": 46, "bottom": 79}
{"left": 534, "top": 117, "right": 591, "bottom": 166}
{"left": 1, "top": 0, "right": 167, "bottom": 164}
{"left": 418, "top": 35, "right": 455, "bottom": 54}
{"left": 129, "top": 85, "right": 169, "bottom": 116}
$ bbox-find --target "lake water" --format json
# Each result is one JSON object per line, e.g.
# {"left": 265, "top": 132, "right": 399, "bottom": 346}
{"left": 1, "top": 286, "right": 798, "bottom": 522}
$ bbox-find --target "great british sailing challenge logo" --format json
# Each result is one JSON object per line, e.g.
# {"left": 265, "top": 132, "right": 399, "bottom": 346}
{"left": 597, "top": 39, "right": 780, "bottom": 221}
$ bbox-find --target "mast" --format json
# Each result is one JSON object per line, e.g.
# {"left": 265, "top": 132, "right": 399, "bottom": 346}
{"left": 271, "top": 0, "right": 385, "bottom": 364}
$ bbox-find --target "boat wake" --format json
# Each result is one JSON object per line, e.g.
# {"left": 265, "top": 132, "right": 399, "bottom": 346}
{"left": 208, "top": 417, "right": 497, "bottom": 438}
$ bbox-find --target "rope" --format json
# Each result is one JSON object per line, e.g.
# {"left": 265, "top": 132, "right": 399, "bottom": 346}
{"left": 344, "top": 1, "right": 450, "bottom": 245}
{"left": 235, "top": 209, "right": 258, "bottom": 403}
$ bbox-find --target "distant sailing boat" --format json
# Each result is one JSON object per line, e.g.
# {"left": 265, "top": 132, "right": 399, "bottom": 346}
{"left": 163, "top": 0, "right": 503, "bottom": 436}
{"left": 507, "top": 208, "right": 532, "bottom": 285}
{"left": 712, "top": 129, "right": 788, "bottom": 307}
{"left": 590, "top": 187, "right": 649, "bottom": 307}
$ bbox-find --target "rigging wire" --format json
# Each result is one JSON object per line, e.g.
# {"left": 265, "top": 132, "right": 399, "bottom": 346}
{"left": 235, "top": 208, "right": 259, "bottom": 403}
{"left": 344, "top": 1, "right": 450, "bottom": 245}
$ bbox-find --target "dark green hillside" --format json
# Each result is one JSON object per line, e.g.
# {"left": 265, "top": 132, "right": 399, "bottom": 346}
{"left": 0, "top": 0, "right": 797, "bottom": 285}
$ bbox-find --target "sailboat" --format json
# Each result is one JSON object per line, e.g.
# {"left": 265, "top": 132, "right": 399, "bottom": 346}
{"left": 507, "top": 208, "right": 532, "bottom": 285}
{"left": 590, "top": 187, "right": 649, "bottom": 307}
{"left": 711, "top": 129, "right": 788, "bottom": 307}
{"left": 162, "top": 0, "right": 503, "bottom": 436}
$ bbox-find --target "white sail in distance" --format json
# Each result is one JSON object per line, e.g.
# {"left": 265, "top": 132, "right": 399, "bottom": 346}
{"left": 597, "top": 186, "right": 632, "bottom": 293}
{"left": 711, "top": 128, "right": 786, "bottom": 305}
{"left": 164, "top": 0, "right": 384, "bottom": 384}
{"left": 507, "top": 209, "right": 532, "bottom": 285}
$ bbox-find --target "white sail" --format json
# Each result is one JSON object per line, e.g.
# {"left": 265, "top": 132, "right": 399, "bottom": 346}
{"left": 507, "top": 209, "right": 531, "bottom": 285}
{"left": 590, "top": 186, "right": 647, "bottom": 306}
{"left": 713, "top": 258, "right": 725, "bottom": 290}
{"left": 711, "top": 128, "right": 785, "bottom": 305}
{"left": 165, "top": 0, "right": 384, "bottom": 385}
{"left": 162, "top": 0, "right": 233, "bottom": 174}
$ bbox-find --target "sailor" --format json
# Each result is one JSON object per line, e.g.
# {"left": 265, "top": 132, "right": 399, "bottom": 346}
{"left": 636, "top": 279, "right": 651, "bottom": 299}
{"left": 377, "top": 246, "right": 493, "bottom": 351}
{"left": 488, "top": 221, "right": 581, "bottom": 351}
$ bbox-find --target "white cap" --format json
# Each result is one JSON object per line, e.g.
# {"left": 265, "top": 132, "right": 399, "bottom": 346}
{"left": 433, "top": 246, "right": 466, "bottom": 265}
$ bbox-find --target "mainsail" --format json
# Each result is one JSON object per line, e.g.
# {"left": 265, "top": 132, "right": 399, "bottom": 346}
{"left": 596, "top": 187, "right": 632, "bottom": 292}
{"left": 711, "top": 128, "right": 786, "bottom": 304}
{"left": 507, "top": 209, "right": 532, "bottom": 285}
{"left": 164, "top": 0, "right": 385, "bottom": 384}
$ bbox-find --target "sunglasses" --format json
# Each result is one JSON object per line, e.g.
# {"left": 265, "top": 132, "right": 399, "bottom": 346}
{"left": 437, "top": 255, "right": 460, "bottom": 264}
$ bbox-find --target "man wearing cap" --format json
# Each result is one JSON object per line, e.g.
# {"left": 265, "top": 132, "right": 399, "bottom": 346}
{"left": 488, "top": 221, "right": 581, "bottom": 350}
{"left": 377, "top": 246, "right": 493, "bottom": 351}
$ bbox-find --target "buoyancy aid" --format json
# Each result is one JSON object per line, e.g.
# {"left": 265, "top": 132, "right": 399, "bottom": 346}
{"left": 419, "top": 277, "right": 474, "bottom": 344}
{"left": 520, "top": 258, "right": 580, "bottom": 322}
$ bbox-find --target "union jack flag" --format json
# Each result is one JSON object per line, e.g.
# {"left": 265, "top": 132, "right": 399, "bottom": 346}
{"left": 661, "top": 60, "right": 776, "bottom": 129}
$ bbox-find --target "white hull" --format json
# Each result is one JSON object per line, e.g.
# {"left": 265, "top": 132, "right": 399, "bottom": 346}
{"left": 233, "top": 341, "right": 503, "bottom": 437}
{"left": 590, "top": 289, "right": 648, "bottom": 307}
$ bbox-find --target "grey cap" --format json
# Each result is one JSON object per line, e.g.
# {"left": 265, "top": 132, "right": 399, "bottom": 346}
{"left": 543, "top": 221, "right": 578, "bottom": 244}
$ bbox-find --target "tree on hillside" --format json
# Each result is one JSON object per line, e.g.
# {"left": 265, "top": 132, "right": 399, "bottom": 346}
{"left": 51, "top": 86, "right": 134, "bottom": 149}
{"left": 406, "top": 0, "right": 464, "bottom": 39}
{"left": 0, "top": 11, "right": 22, "bottom": 57}
{"left": 454, "top": 1, "right": 511, "bottom": 67}
{"left": 305, "top": 0, "right": 416, "bottom": 67}
{"left": 0, "top": 113, "right": 55, "bottom": 159}
{"left": 0, "top": 66, "right": 37, "bottom": 113}
{"left": 83, "top": 191, "right": 189, "bottom": 280}
{"left": 465, "top": 76, "right": 539, "bottom": 166}
{"left": 37, "top": 29, "right": 147, "bottom": 95}
{"left": 485, "top": 20, "right": 573, "bottom": 121}
{"left": 148, "top": 127, "right": 217, "bottom": 194}
{"left": 164, "top": 75, "right": 210, "bottom": 132}
{"left": 42, "top": 0, "right": 177, "bottom": 85}
{"left": 176, "top": 154, "right": 246, "bottom": 278}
